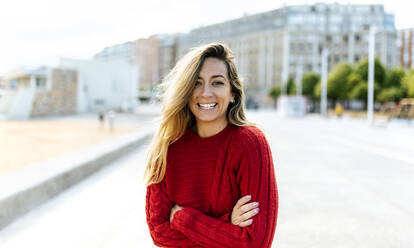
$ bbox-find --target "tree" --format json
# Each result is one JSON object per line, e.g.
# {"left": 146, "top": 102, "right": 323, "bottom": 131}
{"left": 376, "top": 68, "right": 406, "bottom": 103}
{"left": 268, "top": 85, "right": 281, "bottom": 108}
{"left": 402, "top": 69, "right": 414, "bottom": 98}
{"left": 377, "top": 87, "right": 405, "bottom": 103}
{"left": 385, "top": 68, "right": 405, "bottom": 88}
{"left": 302, "top": 73, "right": 320, "bottom": 100}
{"left": 354, "top": 57, "right": 386, "bottom": 87}
{"left": 349, "top": 80, "right": 380, "bottom": 104}
{"left": 286, "top": 77, "right": 296, "bottom": 95}
{"left": 327, "top": 63, "right": 353, "bottom": 103}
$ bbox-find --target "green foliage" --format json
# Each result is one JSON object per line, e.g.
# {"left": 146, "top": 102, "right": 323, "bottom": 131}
{"left": 349, "top": 81, "right": 380, "bottom": 102}
{"left": 286, "top": 77, "right": 296, "bottom": 95}
{"left": 268, "top": 85, "right": 281, "bottom": 100}
{"left": 402, "top": 70, "right": 414, "bottom": 98}
{"left": 302, "top": 73, "right": 320, "bottom": 99}
{"left": 327, "top": 63, "right": 353, "bottom": 101}
{"left": 314, "top": 81, "right": 321, "bottom": 99}
{"left": 385, "top": 68, "right": 405, "bottom": 88}
{"left": 377, "top": 87, "right": 405, "bottom": 103}
{"left": 354, "top": 57, "right": 386, "bottom": 87}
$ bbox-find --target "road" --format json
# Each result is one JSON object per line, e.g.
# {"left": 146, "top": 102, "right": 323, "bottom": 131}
{"left": 0, "top": 111, "right": 413, "bottom": 247}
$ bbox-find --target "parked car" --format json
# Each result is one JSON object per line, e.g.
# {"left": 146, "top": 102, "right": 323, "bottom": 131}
{"left": 246, "top": 98, "right": 259, "bottom": 110}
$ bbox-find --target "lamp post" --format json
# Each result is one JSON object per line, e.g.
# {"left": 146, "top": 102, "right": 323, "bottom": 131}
{"left": 320, "top": 48, "right": 328, "bottom": 117}
{"left": 367, "top": 26, "right": 376, "bottom": 125}
{"left": 296, "top": 56, "right": 303, "bottom": 96}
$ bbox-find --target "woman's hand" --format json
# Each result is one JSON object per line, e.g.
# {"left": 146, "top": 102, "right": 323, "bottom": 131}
{"left": 231, "top": 195, "right": 260, "bottom": 227}
{"left": 170, "top": 204, "right": 183, "bottom": 223}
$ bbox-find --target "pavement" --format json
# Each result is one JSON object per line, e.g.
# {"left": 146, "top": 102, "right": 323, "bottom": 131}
{"left": 0, "top": 104, "right": 161, "bottom": 231}
{"left": 0, "top": 109, "right": 413, "bottom": 247}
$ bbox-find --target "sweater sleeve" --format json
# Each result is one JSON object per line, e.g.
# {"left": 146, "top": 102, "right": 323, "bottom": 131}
{"left": 146, "top": 179, "right": 201, "bottom": 247}
{"left": 170, "top": 128, "right": 278, "bottom": 248}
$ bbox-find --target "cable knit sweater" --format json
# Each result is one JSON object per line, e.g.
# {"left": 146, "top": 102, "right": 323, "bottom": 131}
{"left": 145, "top": 124, "right": 278, "bottom": 248}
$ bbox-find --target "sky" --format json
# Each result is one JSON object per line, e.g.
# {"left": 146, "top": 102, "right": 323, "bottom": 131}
{"left": 1, "top": 0, "right": 413, "bottom": 75}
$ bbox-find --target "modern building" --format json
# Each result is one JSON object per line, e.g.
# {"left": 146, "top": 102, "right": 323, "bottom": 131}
{"left": 176, "top": 3, "right": 397, "bottom": 103}
{"left": 398, "top": 28, "right": 414, "bottom": 70}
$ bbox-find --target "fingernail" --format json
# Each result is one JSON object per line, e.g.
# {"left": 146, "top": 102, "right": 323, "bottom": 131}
{"left": 253, "top": 202, "right": 259, "bottom": 207}
{"left": 246, "top": 195, "right": 251, "bottom": 200}
{"left": 255, "top": 208, "right": 260, "bottom": 213}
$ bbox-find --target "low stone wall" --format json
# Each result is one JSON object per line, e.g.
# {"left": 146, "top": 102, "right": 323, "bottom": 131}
{"left": 31, "top": 69, "right": 78, "bottom": 117}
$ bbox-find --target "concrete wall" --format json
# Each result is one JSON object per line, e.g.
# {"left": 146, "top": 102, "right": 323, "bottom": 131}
{"left": 59, "top": 58, "right": 138, "bottom": 112}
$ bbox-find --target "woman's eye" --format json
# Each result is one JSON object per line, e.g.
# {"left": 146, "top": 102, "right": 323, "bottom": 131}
{"left": 195, "top": 81, "right": 202, "bottom": 86}
{"left": 213, "top": 81, "right": 224, "bottom": 86}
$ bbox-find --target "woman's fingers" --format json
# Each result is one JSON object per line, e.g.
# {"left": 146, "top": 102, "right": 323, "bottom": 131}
{"left": 238, "top": 219, "right": 253, "bottom": 227}
{"left": 240, "top": 201, "right": 259, "bottom": 213}
{"left": 240, "top": 207, "right": 260, "bottom": 221}
{"left": 234, "top": 195, "right": 251, "bottom": 209}
{"left": 231, "top": 195, "right": 260, "bottom": 227}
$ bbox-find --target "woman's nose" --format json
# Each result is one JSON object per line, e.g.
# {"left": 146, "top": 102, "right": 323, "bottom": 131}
{"left": 200, "top": 84, "right": 213, "bottom": 96}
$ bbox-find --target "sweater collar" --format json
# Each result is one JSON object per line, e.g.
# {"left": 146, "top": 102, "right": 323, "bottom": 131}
{"left": 186, "top": 123, "right": 233, "bottom": 146}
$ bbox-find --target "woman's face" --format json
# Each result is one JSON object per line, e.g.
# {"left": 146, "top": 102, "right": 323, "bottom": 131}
{"left": 189, "top": 57, "right": 234, "bottom": 128}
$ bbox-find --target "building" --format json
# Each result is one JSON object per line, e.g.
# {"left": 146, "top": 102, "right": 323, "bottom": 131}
{"left": 158, "top": 34, "right": 179, "bottom": 83}
{"left": 0, "top": 67, "right": 77, "bottom": 120}
{"left": 398, "top": 28, "right": 414, "bottom": 70}
{"left": 0, "top": 59, "right": 138, "bottom": 120}
{"left": 94, "top": 35, "right": 163, "bottom": 101}
{"left": 176, "top": 3, "right": 397, "bottom": 103}
{"left": 59, "top": 58, "right": 138, "bottom": 113}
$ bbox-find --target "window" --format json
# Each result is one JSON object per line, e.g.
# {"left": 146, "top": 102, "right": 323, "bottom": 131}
{"left": 36, "top": 77, "right": 46, "bottom": 90}
{"left": 343, "top": 35, "right": 348, "bottom": 42}
{"left": 326, "top": 35, "right": 332, "bottom": 42}
{"left": 10, "top": 79, "right": 17, "bottom": 89}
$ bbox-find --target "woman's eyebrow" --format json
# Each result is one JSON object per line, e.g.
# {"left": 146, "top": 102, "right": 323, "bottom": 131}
{"left": 197, "top": 75, "right": 225, "bottom": 79}
{"left": 197, "top": 74, "right": 226, "bottom": 80}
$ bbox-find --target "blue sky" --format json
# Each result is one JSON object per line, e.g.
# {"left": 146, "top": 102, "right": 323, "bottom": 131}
{"left": 1, "top": 0, "right": 413, "bottom": 75}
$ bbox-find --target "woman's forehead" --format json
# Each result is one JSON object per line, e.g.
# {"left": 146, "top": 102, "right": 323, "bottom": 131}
{"left": 198, "top": 58, "right": 228, "bottom": 79}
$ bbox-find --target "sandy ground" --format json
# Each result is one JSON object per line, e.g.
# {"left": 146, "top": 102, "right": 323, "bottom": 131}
{"left": 0, "top": 118, "right": 136, "bottom": 176}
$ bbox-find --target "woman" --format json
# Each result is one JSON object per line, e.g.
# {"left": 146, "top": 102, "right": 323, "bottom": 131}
{"left": 145, "top": 43, "right": 278, "bottom": 247}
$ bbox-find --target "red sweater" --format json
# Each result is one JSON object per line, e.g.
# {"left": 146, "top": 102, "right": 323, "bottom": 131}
{"left": 146, "top": 124, "right": 278, "bottom": 248}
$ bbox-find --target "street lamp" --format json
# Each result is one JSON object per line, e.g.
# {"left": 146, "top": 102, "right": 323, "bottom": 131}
{"left": 320, "top": 48, "right": 328, "bottom": 117}
{"left": 367, "top": 26, "right": 376, "bottom": 125}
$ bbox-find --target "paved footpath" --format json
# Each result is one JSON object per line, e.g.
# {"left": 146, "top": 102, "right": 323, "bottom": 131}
{"left": 0, "top": 111, "right": 413, "bottom": 247}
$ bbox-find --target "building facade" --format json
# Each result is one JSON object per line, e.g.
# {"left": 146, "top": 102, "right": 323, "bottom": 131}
{"left": 398, "top": 28, "right": 414, "bottom": 70}
{"left": 0, "top": 67, "right": 77, "bottom": 119}
{"left": 94, "top": 35, "right": 163, "bottom": 101}
{"left": 0, "top": 59, "right": 138, "bottom": 120}
{"left": 176, "top": 3, "right": 397, "bottom": 102}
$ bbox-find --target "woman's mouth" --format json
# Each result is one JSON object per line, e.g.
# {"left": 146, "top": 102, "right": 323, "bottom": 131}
{"left": 198, "top": 103, "right": 217, "bottom": 110}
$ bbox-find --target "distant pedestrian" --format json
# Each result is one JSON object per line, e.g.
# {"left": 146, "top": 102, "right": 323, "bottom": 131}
{"left": 335, "top": 103, "right": 344, "bottom": 118}
{"left": 144, "top": 43, "right": 278, "bottom": 247}
{"left": 98, "top": 111, "right": 105, "bottom": 130}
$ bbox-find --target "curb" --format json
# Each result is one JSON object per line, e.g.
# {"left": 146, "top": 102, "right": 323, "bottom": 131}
{"left": 0, "top": 127, "right": 155, "bottom": 230}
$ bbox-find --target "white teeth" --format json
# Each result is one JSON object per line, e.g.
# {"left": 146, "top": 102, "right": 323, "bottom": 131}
{"left": 199, "top": 103, "right": 217, "bottom": 109}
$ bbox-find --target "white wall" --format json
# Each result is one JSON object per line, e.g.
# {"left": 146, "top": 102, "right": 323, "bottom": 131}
{"left": 8, "top": 85, "right": 35, "bottom": 120}
{"left": 59, "top": 58, "right": 139, "bottom": 113}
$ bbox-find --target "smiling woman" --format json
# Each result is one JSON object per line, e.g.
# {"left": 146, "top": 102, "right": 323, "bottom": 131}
{"left": 144, "top": 43, "right": 278, "bottom": 248}
{"left": 188, "top": 57, "right": 235, "bottom": 137}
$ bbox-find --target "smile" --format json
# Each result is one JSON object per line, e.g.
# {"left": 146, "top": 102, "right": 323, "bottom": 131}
{"left": 197, "top": 103, "right": 217, "bottom": 110}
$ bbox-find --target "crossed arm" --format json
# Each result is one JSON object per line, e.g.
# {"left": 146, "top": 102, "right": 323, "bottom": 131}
{"left": 145, "top": 131, "right": 278, "bottom": 248}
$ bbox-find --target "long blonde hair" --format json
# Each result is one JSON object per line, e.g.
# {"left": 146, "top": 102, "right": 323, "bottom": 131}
{"left": 144, "top": 42, "right": 254, "bottom": 185}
